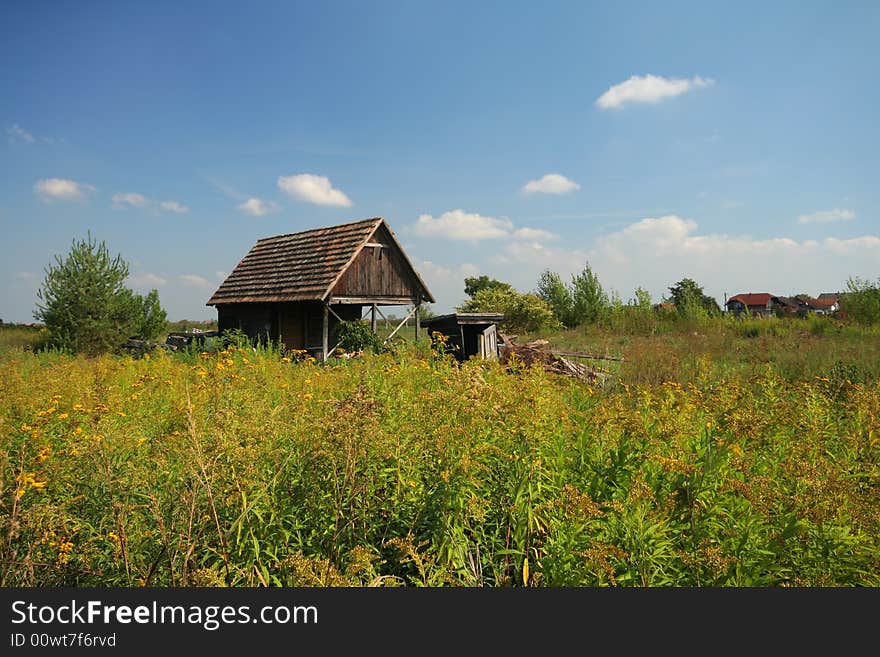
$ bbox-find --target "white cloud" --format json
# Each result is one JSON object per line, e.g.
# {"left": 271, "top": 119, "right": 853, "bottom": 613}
{"left": 277, "top": 173, "right": 352, "bottom": 207}
{"left": 582, "top": 214, "right": 879, "bottom": 305}
{"left": 160, "top": 200, "right": 189, "bottom": 214}
{"left": 34, "top": 178, "right": 96, "bottom": 202}
{"left": 7, "top": 123, "right": 35, "bottom": 143}
{"left": 112, "top": 193, "right": 189, "bottom": 213}
{"left": 112, "top": 192, "right": 148, "bottom": 209}
{"left": 237, "top": 197, "right": 279, "bottom": 216}
{"left": 413, "top": 209, "right": 513, "bottom": 241}
{"left": 521, "top": 173, "right": 580, "bottom": 196}
{"left": 595, "top": 74, "right": 714, "bottom": 109}
{"left": 492, "top": 241, "right": 589, "bottom": 277}
{"left": 179, "top": 274, "right": 212, "bottom": 288}
{"left": 410, "top": 214, "right": 880, "bottom": 314}
{"left": 513, "top": 227, "right": 559, "bottom": 241}
{"left": 417, "top": 260, "right": 481, "bottom": 309}
{"left": 129, "top": 273, "right": 167, "bottom": 288}
{"left": 797, "top": 208, "right": 855, "bottom": 224}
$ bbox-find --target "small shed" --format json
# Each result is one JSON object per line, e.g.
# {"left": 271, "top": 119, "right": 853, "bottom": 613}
{"left": 207, "top": 217, "right": 435, "bottom": 361}
{"left": 420, "top": 313, "right": 504, "bottom": 361}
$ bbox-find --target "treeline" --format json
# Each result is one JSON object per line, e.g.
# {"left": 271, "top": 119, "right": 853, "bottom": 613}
{"left": 458, "top": 267, "right": 880, "bottom": 334}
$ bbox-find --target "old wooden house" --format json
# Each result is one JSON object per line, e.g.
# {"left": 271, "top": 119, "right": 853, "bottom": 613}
{"left": 207, "top": 217, "right": 435, "bottom": 361}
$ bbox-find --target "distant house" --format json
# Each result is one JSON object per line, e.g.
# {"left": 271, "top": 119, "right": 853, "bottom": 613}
{"left": 207, "top": 217, "right": 435, "bottom": 361}
{"left": 805, "top": 296, "right": 839, "bottom": 314}
{"left": 770, "top": 296, "right": 810, "bottom": 316}
{"left": 725, "top": 293, "right": 774, "bottom": 317}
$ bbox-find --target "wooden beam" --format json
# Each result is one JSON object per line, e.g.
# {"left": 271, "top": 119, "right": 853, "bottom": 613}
{"left": 322, "top": 303, "right": 329, "bottom": 363}
{"left": 363, "top": 242, "right": 389, "bottom": 248}
{"left": 329, "top": 296, "right": 416, "bottom": 305}
{"left": 414, "top": 304, "right": 421, "bottom": 341}
{"left": 374, "top": 305, "right": 389, "bottom": 328}
{"left": 385, "top": 305, "right": 418, "bottom": 342}
{"left": 370, "top": 303, "right": 377, "bottom": 333}
{"left": 326, "top": 304, "right": 344, "bottom": 323}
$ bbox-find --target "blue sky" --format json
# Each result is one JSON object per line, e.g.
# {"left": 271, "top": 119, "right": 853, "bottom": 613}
{"left": 2, "top": 0, "right": 878, "bottom": 322}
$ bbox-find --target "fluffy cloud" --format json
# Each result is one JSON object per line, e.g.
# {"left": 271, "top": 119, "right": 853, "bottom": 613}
{"left": 7, "top": 123, "right": 34, "bottom": 143}
{"left": 595, "top": 74, "right": 714, "bottom": 109}
{"left": 179, "top": 274, "right": 212, "bottom": 288}
{"left": 492, "top": 240, "right": 588, "bottom": 275}
{"left": 416, "top": 260, "right": 481, "bottom": 309}
{"left": 413, "top": 210, "right": 513, "bottom": 240}
{"left": 112, "top": 192, "right": 148, "bottom": 209}
{"left": 584, "top": 215, "right": 879, "bottom": 304}
{"left": 112, "top": 193, "right": 189, "bottom": 213}
{"left": 277, "top": 173, "right": 352, "bottom": 207}
{"left": 129, "top": 273, "right": 167, "bottom": 288}
{"left": 797, "top": 208, "right": 855, "bottom": 224}
{"left": 521, "top": 173, "right": 580, "bottom": 195}
{"left": 160, "top": 200, "right": 189, "bottom": 214}
{"left": 512, "top": 227, "right": 559, "bottom": 241}
{"left": 237, "top": 197, "right": 279, "bottom": 216}
{"left": 34, "top": 178, "right": 96, "bottom": 202}
{"left": 411, "top": 209, "right": 560, "bottom": 245}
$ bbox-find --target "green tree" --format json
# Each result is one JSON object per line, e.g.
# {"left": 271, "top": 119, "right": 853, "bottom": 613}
{"left": 667, "top": 278, "right": 720, "bottom": 318}
{"left": 34, "top": 233, "right": 168, "bottom": 355}
{"left": 536, "top": 269, "right": 575, "bottom": 327}
{"left": 633, "top": 286, "right": 653, "bottom": 312}
{"left": 125, "top": 288, "right": 168, "bottom": 341}
{"left": 570, "top": 263, "right": 610, "bottom": 325}
{"left": 459, "top": 286, "right": 560, "bottom": 333}
{"left": 464, "top": 275, "right": 513, "bottom": 299}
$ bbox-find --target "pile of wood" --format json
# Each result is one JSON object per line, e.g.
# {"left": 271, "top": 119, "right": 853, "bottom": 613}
{"left": 497, "top": 333, "right": 623, "bottom": 384}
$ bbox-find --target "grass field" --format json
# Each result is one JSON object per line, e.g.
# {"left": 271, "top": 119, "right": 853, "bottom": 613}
{"left": 1, "top": 318, "right": 878, "bottom": 586}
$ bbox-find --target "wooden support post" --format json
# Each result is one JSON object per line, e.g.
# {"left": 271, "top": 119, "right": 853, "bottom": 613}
{"left": 414, "top": 303, "right": 421, "bottom": 341}
{"left": 370, "top": 303, "right": 377, "bottom": 333}
{"left": 322, "top": 303, "right": 329, "bottom": 363}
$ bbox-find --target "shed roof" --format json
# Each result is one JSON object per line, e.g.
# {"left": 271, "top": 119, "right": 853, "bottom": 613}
{"left": 421, "top": 312, "right": 504, "bottom": 326}
{"left": 207, "top": 217, "right": 434, "bottom": 305}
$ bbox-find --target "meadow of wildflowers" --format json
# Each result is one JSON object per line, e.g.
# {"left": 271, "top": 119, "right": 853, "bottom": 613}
{"left": 1, "top": 326, "right": 877, "bottom": 586}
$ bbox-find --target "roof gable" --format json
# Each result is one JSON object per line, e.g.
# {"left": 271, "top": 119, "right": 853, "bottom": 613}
{"left": 207, "top": 217, "right": 433, "bottom": 305}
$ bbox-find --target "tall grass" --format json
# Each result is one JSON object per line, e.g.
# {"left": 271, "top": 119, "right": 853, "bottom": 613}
{"left": 1, "top": 330, "right": 877, "bottom": 587}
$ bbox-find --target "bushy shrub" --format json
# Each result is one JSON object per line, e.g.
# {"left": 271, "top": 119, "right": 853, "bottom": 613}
{"left": 460, "top": 287, "right": 561, "bottom": 333}
{"left": 335, "top": 320, "right": 381, "bottom": 353}
{"left": 841, "top": 277, "right": 880, "bottom": 325}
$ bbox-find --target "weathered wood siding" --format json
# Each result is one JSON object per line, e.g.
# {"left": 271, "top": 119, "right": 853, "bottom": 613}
{"left": 331, "top": 223, "right": 420, "bottom": 300}
{"left": 217, "top": 303, "right": 278, "bottom": 344}
{"left": 280, "top": 303, "right": 305, "bottom": 350}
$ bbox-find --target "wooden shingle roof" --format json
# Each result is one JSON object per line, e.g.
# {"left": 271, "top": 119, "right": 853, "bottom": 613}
{"left": 207, "top": 217, "right": 433, "bottom": 305}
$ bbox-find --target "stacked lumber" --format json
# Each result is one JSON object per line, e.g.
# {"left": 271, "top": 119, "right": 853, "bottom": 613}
{"left": 497, "top": 334, "right": 622, "bottom": 383}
